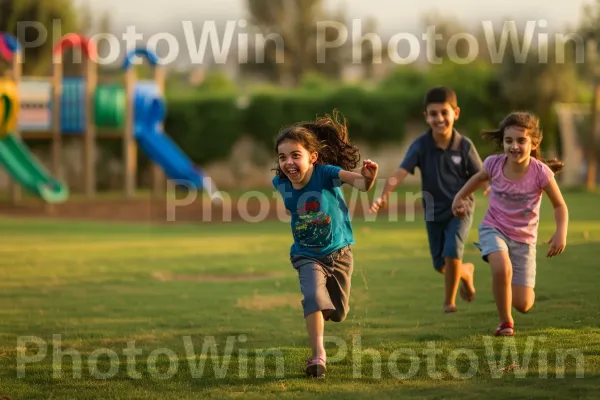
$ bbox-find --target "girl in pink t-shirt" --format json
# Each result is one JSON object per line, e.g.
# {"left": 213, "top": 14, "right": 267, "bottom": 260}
{"left": 451, "top": 111, "right": 569, "bottom": 336}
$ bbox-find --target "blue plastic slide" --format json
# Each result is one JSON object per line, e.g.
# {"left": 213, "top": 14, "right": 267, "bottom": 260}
{"left": 132, "top": 82, "right": 221, "bottom": 201}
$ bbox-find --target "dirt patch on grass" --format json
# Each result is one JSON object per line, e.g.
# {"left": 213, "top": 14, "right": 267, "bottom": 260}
{"left": 152, "top": 272, "right": 285, "bottom": 282}
{"left": 236, "top": 293, "right": 301, "bottom": 311}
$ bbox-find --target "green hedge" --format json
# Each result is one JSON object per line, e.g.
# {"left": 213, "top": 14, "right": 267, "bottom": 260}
{"left": 164, "top": 94, "right": 242, "bottom": 165}
{"left": 162, "top": 86, "right": 504, "bottom": 166}
{"left": 161, "top": 63, "right": 563, "bottom": 167}
{"left": 242, "top": 86, "right": 415, "bottom": 150}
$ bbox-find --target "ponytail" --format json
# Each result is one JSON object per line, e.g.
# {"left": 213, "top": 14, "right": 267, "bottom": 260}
{"left": 531, "top": 147, "right": 564, "bottom": 174}
{"left": 300, "top": 110, "right": 361, "bottom": 171}
{"left": 480, "top": 128, "right": 504, "bottom": 148}
{"left": 274, "top": 110, "right": 361, "bottom": 177}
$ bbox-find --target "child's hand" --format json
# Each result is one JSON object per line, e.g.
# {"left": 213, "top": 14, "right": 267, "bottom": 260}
{"left": 546, "top": 231, "right": 567, "bottom": 257}
{"left": 370, "top": 196, "right": 387, "bottom": 213}
{"left": 361, "top": 159, "right": 378, "bottom": 181}
{"left": 452, "top": 198, "right": 467, "bottom": 218}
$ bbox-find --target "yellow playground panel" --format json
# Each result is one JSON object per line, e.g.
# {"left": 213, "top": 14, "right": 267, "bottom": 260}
{"left": 0, "top": 77, "right": 18, "bottom": 136}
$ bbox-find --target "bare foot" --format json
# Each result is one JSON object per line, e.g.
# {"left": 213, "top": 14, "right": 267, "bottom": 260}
{"left": 459, "top": 263, "right": 476, "bottom": 302}
{"left": 444, "top": 304, "right": 457, "bottom": 313}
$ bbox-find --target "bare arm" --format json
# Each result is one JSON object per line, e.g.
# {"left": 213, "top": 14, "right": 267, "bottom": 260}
{"left": 339, "top": 170, "right": 372, "bottom": 191}
{"left": 543, "top": 176, "right": 568, "bottom": 257}
{"left": 369, "top": 168, "right": 409, "bottom": 213}
{"left": 338, "top": 159, "right": 379, "bottom": 192}
{"left": 451, "top": 170, "right": 490, "bottom": 218}
{"left": 455, "top": 170, "right": 490, "bottom": 200}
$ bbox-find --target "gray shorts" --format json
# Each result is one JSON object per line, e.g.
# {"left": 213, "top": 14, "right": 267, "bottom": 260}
{"left": 291, "top": 245, "right": 353, "bottom": 322}
{"left": 475, "top": 224, "right": 537, "bottom": 288}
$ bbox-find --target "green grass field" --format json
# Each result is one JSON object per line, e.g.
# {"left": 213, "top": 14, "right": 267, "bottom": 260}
{"left": 1, "top": 188, "right": 599, "bottom": 399}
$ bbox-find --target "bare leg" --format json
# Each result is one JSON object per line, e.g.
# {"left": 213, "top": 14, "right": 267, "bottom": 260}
{"left": 487, "top": 251, "right": 513, "bottom": 326}
{"left": 305, "top": 311, "right": 326, "bottom": 362}
{"left": 442, "top": 257, "right": 460, "bottom": 312}
{"left": 512, "top": 285, "right": 535, "bottom": 313}
{"left": 459, "top": 262, "right": 476, "bottom": 302}
{"left": 438, "top": 258, "right": 475, "bottom": 312}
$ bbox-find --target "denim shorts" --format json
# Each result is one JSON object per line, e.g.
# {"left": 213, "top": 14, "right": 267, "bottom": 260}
{"left": 425, "top": 215, "right": 473, "bottom": 271}
{"left": 290, "top": 245, "right": 353, "bottom": 322}
{"left": 475, "top": 224, "right": 537, "bottom": 288}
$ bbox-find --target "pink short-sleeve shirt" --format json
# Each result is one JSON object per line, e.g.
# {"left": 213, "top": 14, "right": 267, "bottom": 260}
{"left": 481, "top": 154, "right": 554, "bottom": 244}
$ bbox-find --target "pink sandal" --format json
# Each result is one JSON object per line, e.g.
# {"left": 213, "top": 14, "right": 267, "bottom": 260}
{"left": 305, "top": 357, "right": 326, "bottom": 377}
{"left": 495, "top": 322, "right": 515, "bottom": 336}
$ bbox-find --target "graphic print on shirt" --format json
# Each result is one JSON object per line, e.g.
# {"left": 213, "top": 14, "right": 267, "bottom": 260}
{"left": 293, "top": 199, "right": 332, "bottom": 248}
{"left": 491, "top": 185, "right": 539, "bottom": 218}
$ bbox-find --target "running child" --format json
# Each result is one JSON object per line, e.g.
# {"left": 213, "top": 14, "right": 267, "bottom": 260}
{"left": 452, "top": 111, "right": 568, "bottom": 336}
{"left": 272, "top": 110, "right": 378, "bottom": 377}
{"left": 370, "top": 87, "right": 484, "bottom": 313}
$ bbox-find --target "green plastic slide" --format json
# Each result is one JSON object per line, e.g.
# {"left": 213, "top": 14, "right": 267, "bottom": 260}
{"left": 0, "top": 134, "right": 68, "bottom": 203}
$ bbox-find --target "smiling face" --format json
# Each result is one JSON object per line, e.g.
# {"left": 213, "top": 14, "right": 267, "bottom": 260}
{"left": 277, "top": 139, "right": 318, "bottom": 187}
{"left": 424, "top": 102, "right": 459, "bottom": 137}
{"left": 503, "top": 126, "right": 537, "bottom": 165}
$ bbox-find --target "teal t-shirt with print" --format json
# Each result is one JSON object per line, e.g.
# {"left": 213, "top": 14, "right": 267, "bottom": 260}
{"left": 272, "top": 164, "right": 355, "bottom": 258}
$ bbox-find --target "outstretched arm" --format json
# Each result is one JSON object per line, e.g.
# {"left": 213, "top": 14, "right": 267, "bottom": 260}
{"left": 452, "top": 170, "right": 490, "bottom": 218}
{"left": 543, "top": 176, "right": 568, "bottom": 257}
{"left": 369, "top": 167, "right": 409, "bottom": 213}
{"left": 465, "top": 144, "right": 491, "bottom": 195}
{"left": 371, "top": 138, "right": 420, "bottom": 213}
{"left": 338, "top": 159, "right": 379, "bottom": 192}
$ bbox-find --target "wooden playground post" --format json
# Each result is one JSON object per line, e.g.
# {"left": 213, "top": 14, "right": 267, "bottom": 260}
{"left": 589, "top": 82, "right": 599, "bottom": 191}
{"left": 587, "top": 40, "right": 599, "bottom": 191}
{"left": 124, "top": 67, "right": 137, "bottom": 199}
{"left": 152, "top": 65, "right": 166, "bottom": 199}
{"left": 53, "top": 34, "right": 98, "bottom": 199}
{"left": 51, "top": 52, "right": 64, "bottom": 188}
{"left": 5, "top": 50, "right": 22, "bottom": 204}
{"left": 83, "top": 51, "right": 97, "bottom": 199}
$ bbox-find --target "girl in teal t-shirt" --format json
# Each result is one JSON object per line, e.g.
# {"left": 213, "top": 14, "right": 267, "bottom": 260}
{"left": 272, "top": 110, "right": 378, "bottom": 378}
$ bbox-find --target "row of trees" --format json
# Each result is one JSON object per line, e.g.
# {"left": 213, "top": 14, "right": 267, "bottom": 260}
{"left": 1, "top": 0, "right": 598, "bottom": 92}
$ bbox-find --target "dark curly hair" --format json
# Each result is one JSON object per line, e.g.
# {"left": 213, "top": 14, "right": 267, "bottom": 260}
{"left": 481, "top": 111, "right": 564, "bottom": 174}
{"left": 274, "top": 110, "right": 361, "bottom": 178}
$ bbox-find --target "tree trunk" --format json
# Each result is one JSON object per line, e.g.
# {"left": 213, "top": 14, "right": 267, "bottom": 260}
{"left": 588, "top": 83, "right": 599, "bottom": 191}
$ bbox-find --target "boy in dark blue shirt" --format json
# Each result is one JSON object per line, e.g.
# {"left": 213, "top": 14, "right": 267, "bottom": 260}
{"left": 370, "top": 87, "right": 484, "bottom": 313}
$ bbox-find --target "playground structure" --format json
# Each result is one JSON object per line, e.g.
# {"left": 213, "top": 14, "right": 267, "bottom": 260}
{"left": 0, "top": 32, "right": 220, "bottom": 205}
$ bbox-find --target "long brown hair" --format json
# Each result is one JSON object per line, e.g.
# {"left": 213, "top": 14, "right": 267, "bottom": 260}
{"left": 274, "top": 110, "right": 361, "bottom": 177}
{"left": 481, "top": 111, "right": 564, "bottom": 173}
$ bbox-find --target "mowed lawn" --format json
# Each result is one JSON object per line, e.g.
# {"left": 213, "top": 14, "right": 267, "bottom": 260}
{"left": 0, "top": 189, "right": 599, "bottom": 399}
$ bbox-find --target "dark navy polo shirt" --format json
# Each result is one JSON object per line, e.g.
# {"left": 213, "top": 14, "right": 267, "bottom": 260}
{"left": 400, "top": 128, "right": 483, "bottom": 222}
